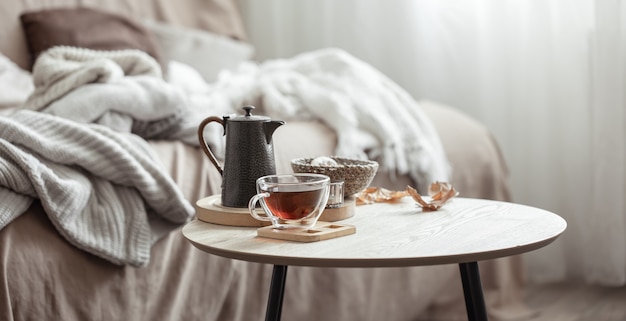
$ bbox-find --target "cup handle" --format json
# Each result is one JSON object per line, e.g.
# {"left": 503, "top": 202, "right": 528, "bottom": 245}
{"left": 248, "top": 192, "right": 274, "bottom": 222}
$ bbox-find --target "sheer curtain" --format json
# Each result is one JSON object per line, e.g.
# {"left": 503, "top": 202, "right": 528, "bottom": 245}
{"left": 237, "top": 0, "right": 626, "bottom": 286}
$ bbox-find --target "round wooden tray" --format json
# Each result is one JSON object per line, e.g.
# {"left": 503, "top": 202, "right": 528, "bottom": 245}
{"left": 196, "top": 194, "right": 356, "bottom": 227}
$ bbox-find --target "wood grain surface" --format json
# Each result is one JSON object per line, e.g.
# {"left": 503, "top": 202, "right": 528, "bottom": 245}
{"left": 183, "top": 197, "right": 566, "bottom": 268}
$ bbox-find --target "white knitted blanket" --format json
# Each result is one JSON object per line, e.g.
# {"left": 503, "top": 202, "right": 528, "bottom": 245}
{"left": 183, "top": 48, "right": 452, "bottom": 191}
{"left": 23, "top": 46, "right": 185, "bottom": 139}
{"left": 0, "top": 110, "right": 194, "bottom": 266}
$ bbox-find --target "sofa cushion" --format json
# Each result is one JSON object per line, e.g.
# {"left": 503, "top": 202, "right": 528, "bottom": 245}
{"left": 20, "top": 7, "right": 164, "bottom": 71}
{"left": 143, "top": 20, "right": 254, "bottom": 83}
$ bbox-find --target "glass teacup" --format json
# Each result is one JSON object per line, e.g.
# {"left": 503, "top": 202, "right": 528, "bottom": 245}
{"left": 248, "top": 174, "right": 330, "bottom": 230}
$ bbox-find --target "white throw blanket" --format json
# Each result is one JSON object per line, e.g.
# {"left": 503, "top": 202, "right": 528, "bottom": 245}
{"left": 0, "top": 110, "right": 194, "bottom": 266}
{"left": 24, "top": 46, "right": 185, "bottom": 139}
{"left": 179, "top": 48, "right": 452, "bottom": 191}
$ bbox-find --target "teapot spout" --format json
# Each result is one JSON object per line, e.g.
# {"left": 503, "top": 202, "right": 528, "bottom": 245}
{"left": 264, "top": 120, "right": 285, "bottom": 144}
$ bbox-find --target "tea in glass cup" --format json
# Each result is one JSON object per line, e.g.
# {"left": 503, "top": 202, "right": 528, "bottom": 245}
{"left": 248, "top": 174, "right": 330, "bottom": 229}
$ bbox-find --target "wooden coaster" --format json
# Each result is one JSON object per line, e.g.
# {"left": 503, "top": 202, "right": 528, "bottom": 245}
{"left": 257, "top": 222, "right": 356, "bottom": 242}
{"left": 196, "top": 194, "right": 355, "bottom": 227}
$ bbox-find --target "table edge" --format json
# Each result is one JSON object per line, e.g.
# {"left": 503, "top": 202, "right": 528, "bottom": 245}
{"left": 184, "top": 222, "right": 566, "bottom": 268}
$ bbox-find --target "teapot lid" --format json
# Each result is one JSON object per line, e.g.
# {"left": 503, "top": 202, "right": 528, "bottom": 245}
{"left": 228, "top": 106, "right": 270, "bottom": 122}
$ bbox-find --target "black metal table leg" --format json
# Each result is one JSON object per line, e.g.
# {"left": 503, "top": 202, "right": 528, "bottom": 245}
{"left": 459, "top": 262, "right": 488, "bottom": 321}
{"left": 265, "top": 265, "right": 288, "bottom": 321}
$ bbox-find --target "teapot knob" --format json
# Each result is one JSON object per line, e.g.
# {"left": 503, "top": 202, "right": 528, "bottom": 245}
{"left": 242, "top": 105, "right": 255, "bottom": 117}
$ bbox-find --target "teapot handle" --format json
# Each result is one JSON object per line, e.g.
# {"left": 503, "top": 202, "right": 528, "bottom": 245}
{"left": 197, "top": 116, "right": 225, "bottom": 176}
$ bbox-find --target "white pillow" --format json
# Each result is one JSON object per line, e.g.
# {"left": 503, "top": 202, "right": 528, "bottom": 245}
{"left": 143, "top": 20, "right": 254, "bottom": 83}
{"left": 0, "top": 53, "right": 34, "bottom": 110}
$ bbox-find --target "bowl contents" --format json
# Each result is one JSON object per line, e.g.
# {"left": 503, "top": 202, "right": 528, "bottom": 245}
{"left": 310, "top": 156, "right": 339, "bottom": 167}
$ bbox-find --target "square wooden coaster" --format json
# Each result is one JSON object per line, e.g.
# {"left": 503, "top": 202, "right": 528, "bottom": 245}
{"left": 257, "top": 221, "right": 356, "bottom": 242}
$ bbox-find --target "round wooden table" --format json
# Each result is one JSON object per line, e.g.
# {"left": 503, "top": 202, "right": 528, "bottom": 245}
{"left": 183, "top": 197, "right": 567, "bottom": 321}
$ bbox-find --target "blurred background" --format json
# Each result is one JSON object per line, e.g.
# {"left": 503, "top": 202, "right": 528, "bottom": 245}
{"left": 237, "top": 0, "right": 626, "bottom": 287}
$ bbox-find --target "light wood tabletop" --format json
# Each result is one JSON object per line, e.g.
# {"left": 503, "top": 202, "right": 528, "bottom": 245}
{"left": 183, "top": 197, "right": 566, "bottom": 321}
{"left": 182, "top": 197, "right": 567, "bottom": 268}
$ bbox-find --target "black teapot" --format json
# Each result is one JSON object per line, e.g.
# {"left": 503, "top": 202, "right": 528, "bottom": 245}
{"left": 197, "top": 106, "right": 285, "bottom": 208}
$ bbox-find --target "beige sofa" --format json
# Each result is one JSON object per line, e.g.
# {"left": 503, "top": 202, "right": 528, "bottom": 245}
{"left": 0, "top": 1, "right": 524, "bottom": 320}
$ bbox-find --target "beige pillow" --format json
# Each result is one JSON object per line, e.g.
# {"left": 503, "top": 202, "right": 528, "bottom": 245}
{"left": 143, "top": 20, "right": 254, "bottom": 83}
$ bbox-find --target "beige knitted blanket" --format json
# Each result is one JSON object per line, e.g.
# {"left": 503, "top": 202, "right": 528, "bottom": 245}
{"left": 0, "top": 110, "right": 194, "bottom": 266}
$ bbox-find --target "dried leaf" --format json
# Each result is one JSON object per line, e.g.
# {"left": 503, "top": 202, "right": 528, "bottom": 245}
{"left": 355, "top": 187, "right": 408, "bottom": 205}
{"left": 406, "top": 185, "right": 435, "bottom": 210}
{"left": 355, "top": 182, "right": 458, "bottom": 211}
{"left": 409, "top": 181, "right": 459, "bottom": 211}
